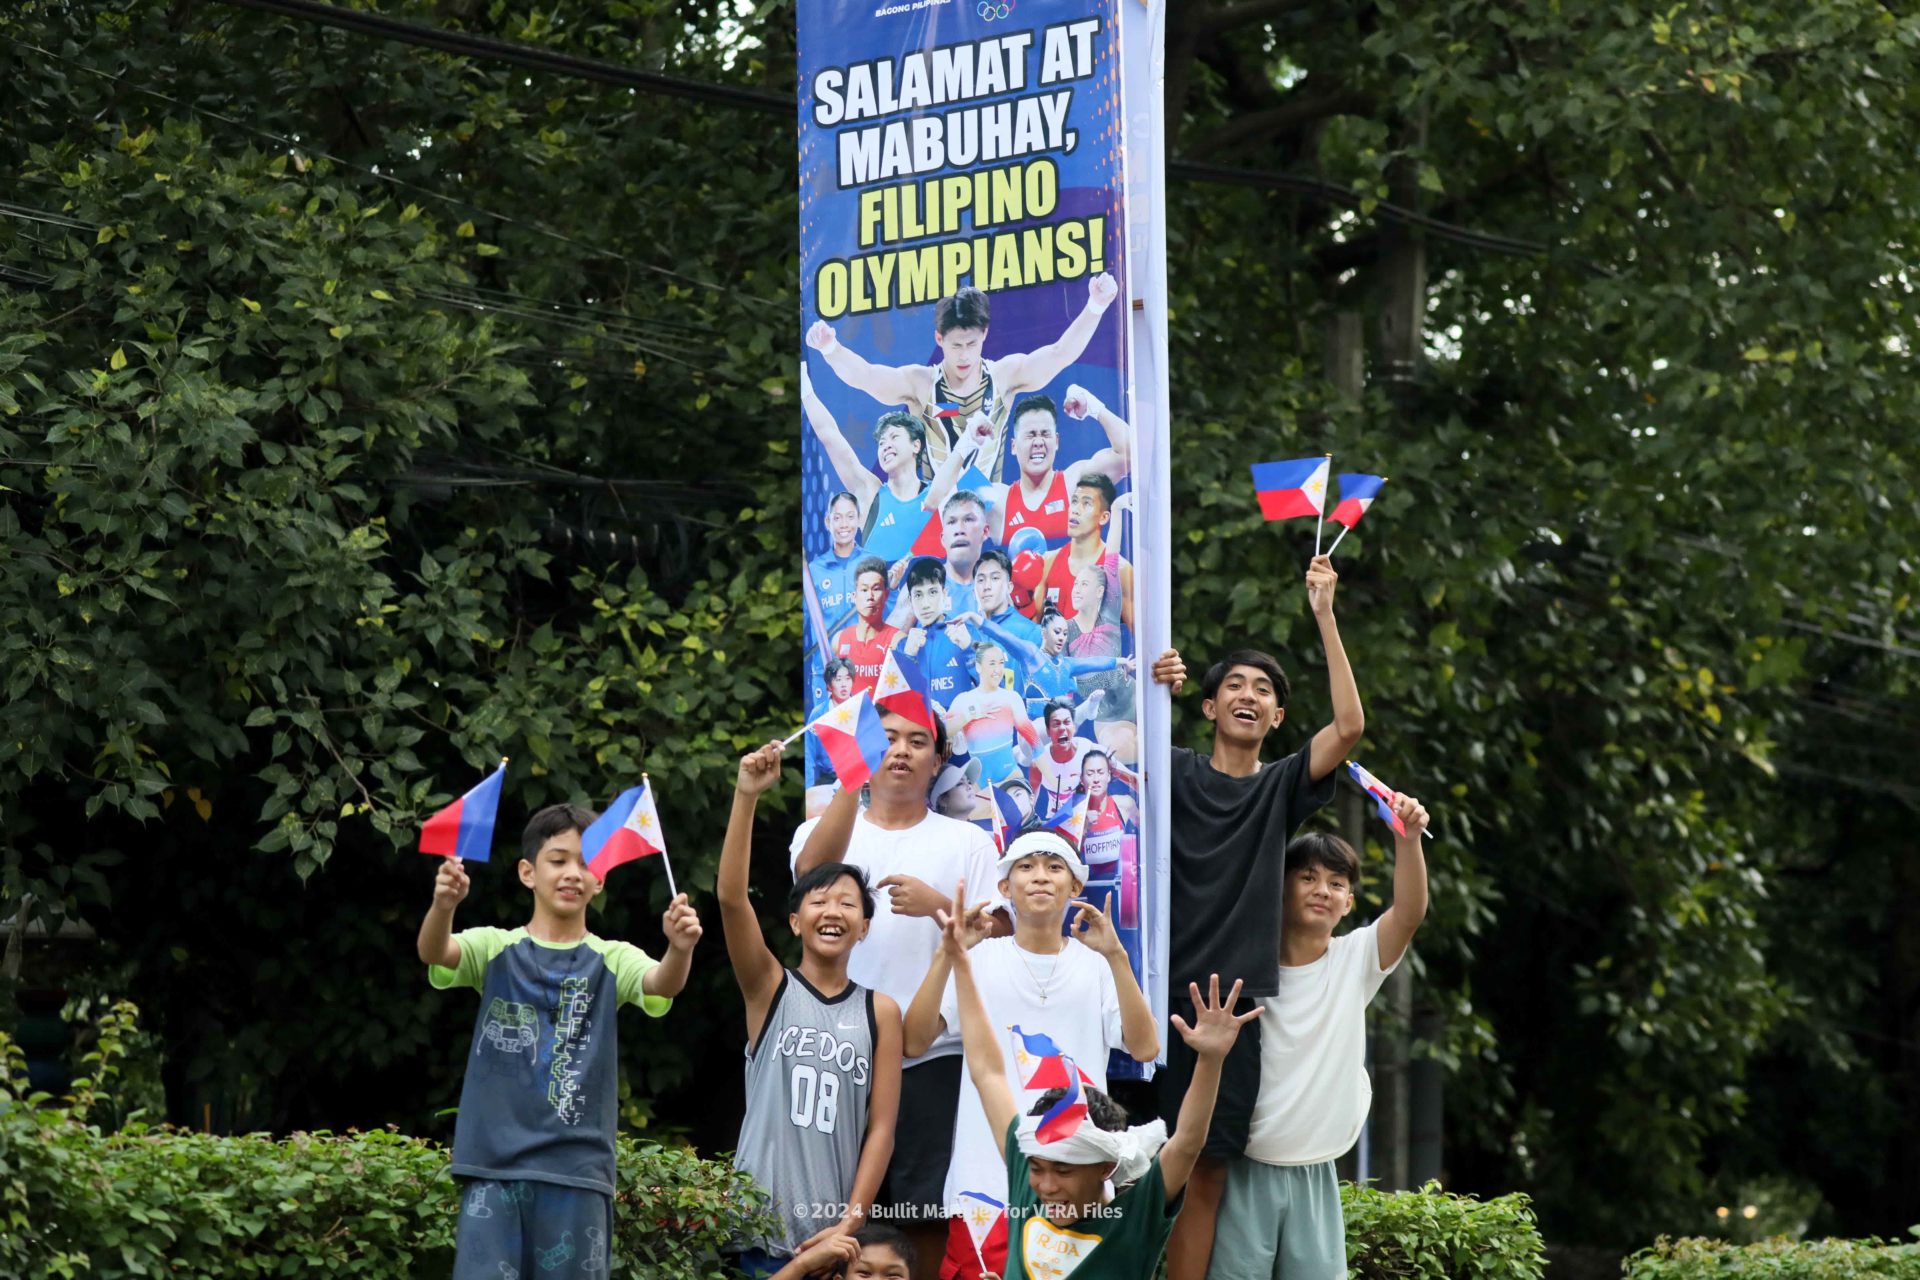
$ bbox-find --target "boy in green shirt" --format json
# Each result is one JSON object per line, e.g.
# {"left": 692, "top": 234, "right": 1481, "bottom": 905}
{"left": 417, "top": 802, "right": 702, "bottom": 1280}
{"left": 936, "top": 877, "right": 1257, "bottom": 1278}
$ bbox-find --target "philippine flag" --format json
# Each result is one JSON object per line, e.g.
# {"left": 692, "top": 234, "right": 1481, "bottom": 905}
{"left": 808, "top": 690, "right": 892, "bottom": 790}
{"left": 1034, "top": 1068, "right": 1089, "bottom": 1144}
{"left": 1331, "top": 473, "right": 1387, "bottom": 529}
{"left": 1346, "top": 760, "right": 1406, "bottom": 836}
{"left": 1011, "top": 1026, "right": 1095, "bottom": 1090}
{"left": 581, "top": 780, "right": 667, "bottom": 881}
{"left": 418, "top": 760, "right": 507, "bottom": 862}
{"left": 1250, "top": 456, "right": 1331, "bottom": 522}
{"left": 873, "top": 647, "right": 935, "bottom": 731}
{"left": 955, "top": 1189, "right": 1007, "bottom": 1262}
{"left": 931, "top": 401, "right": 966, "bottom": 418}
{"left": 1037, "top": 790, "right": 1087, "bottom": 848}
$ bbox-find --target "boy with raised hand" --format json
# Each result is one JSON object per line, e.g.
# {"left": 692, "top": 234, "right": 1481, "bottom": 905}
{"left": 938, "top": 878, "right": 1258, "bottom": 1279}
{"left": 902, "top": 829, "right": 1160, "bottom": 1279}
{"left": 1146, "top": 552, "right": 1365, "bottom": 1280}
{"left": 1210, "top": 792, "right": 1430, "bottom": 1280}
{"left": 793, "top": 709, "right": 1002, "bottom": 1276}
{"left": 770, "top": 1222, "right": 918, "bottom": 1280}
{"left": 417, "top": 803, "right": 702, "bottom": 1280}
{"left": 720, "top": 743, "right": 904, "bottom": 1278}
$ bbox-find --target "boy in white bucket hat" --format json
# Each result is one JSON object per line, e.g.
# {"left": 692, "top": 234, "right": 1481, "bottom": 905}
{"left": 903, "top": 829, "right": 1159, "bottom": 1278}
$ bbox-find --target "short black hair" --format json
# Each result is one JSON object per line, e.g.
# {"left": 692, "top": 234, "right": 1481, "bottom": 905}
{"left": 976, "top": 547, "right": 1012, "bottom": 578}
{"left": 1030, "top": 1084, "right": 1128, "bottom": 1133}
{"left": 1074, "top": 471, "right": 1117, "bottom": 511}
{"left": 1011, "top": 393, "right": 1057, "bottom": 431}
{"left": 904, "top": 556, "right": 946, "bottom": 592}
{"left": 787, "top": 861, "right": 876, "bottom": 918}
{"left": 520, "top": 802, "right": 598, "bottom": 862}
{"left": 827, "top": 490, "right": 859, "bottom": 512}
{"left": 822, "top": 657, "right": 855, "bottom": 684}
{"left": 851, "top": 1222, "right": 916, "bottom": 1269}
{"left": 942, "top": 488, "right": 988, "bottom": 519}
{"left": 851, "top": 555, "right": 890, "bottom": 589}
{"left": 1041, "top": 699, "right": 1074, "bottom": 728}
{"left": 1200, "top": 648, "right": 1291, "bottom": 710}
{"left": 1285, "top": 830, "right": 1360, "bottom": 885}
{"left": 936, "top": 286, "right": 990, "bottom": 335}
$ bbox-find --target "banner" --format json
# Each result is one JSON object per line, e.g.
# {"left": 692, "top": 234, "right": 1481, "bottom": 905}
{"left": 796, "top": 0, "right": 1168, "bottom": 1079}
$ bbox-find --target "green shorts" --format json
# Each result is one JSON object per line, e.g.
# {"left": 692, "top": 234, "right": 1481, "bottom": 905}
{"left": 1209, "top": 1157, "right": 1346, "bottom": 1280}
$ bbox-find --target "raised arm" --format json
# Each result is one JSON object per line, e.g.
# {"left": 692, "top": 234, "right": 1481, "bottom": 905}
{"left": 923, "top": 412, "right": 997, "bottom": 513}
{"left": 641, "top": 893, "right": 703, "bottom": 997}
{"left": 801, "top": 359, "right": 880, "bottom": 509}
{"left": 416, "top": 858, "right": 468, "bottom": 969}
{"left": 903, "top": 896, "right": 996, "bottom": 1056}
{"left": 1374, "top": 793, "right": 1431, "bottom": 970}
{"left": 1070, "top": 892, "right": 1159, "bottom": 1062}
{"left": 719, "top": 743, "right": 788, "bottom": 1034}
{"left": 1060, "top": 384, "right": 1132, "bottom": 488}
{"left": 1304, "top": 554, "right": 1365, "bottom": 780}
{"left": 809, "top": 318, "right": 928, "bottom": 407}
{"left": 994, "top": 273, "right": 1118, "bottom": 393}
{"left": 794, "top": 779, "right": 860, "bottom": 876}
{"left": 943, "top": 881, "right": 1019, "bottom": 1141}
{"left": 1159, "top": 976, "right": 1261, "bottom": 1201}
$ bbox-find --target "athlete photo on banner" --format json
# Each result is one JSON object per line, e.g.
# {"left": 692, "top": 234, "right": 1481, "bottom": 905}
{"left": 795, "top": 0, "right": 1157, "bottom": 1081}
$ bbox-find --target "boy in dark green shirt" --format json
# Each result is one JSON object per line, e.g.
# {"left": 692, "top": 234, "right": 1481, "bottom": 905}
{"left": 937, "top": 877, "right": 1257, "bottom": 1278}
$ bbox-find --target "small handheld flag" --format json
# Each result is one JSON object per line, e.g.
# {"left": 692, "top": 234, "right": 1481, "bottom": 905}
{"left": 1036, "top": 789, "right": 1088, "bottom": 848}
{"left": 955, "top": 1190, "right": 1007, "bottom": 1271}
{"left": 807, "top": 689, "right": 892, "bottom": 791}
{"left": 1327, "top": 474, "right": 1387, "bottom": 556}
{"left": 873, "top": 647, "right": 935, "bottom": 731}
{"left": 1011, "top": 1025, "right": 1096, "bottom": 1090}
{"left": 1346, "top": 760, "right": 1431, "bottom": 840}
{"left": 1250, "top": 456, "right": 1331, "bottom": 522}
{"left": 1034, "top": 1067, "right": 1089, "bottom": 1144}
{"left": 582, "top": 775, "right": 677, "bottom": 895}
{"left": 984, "top": 781, "right": 1008, "bottom": 853}
{"left": 419, "top": 759, "right": 508, "bottom": 862}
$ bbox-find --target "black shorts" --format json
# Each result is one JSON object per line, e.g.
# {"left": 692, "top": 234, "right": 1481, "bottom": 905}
{"left": 879, "top": 1054, "right": 962, "bottom": 1221}
{"left": 1154, "top": 991, "right": 1264, "bottom": 1158}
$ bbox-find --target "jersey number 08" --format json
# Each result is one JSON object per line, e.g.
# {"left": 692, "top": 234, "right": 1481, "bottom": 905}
{"left": 788, "top": 1064, "right": 841, "bottom": 1135}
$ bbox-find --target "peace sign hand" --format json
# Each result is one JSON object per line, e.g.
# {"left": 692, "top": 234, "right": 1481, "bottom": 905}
{"left": 1069, "top": 891, "right": 1124, "bottom": 959}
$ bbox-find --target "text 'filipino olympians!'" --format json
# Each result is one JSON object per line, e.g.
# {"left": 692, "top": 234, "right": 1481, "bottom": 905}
{"left": 808, "top": 20, "right": 1110, "bottom": 318}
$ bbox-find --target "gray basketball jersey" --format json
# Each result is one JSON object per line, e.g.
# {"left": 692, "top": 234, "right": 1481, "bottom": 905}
{"left": 732, "top": 971, "right": 877, "bottom": 1256}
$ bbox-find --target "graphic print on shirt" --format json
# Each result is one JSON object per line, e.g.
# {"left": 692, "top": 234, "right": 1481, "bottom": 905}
{"left": 546, "top": 974, "right": 595, "bottom": 1125}
{"left": 480, "top": 999, "right": 538, "bottom": 1057}
{"left": 773, "top": 1020, "right": 872, "bottom": 1136}
{"left": 498, "top": 1265, "right": 520, "bottom": 1280}
{"left": 1022, "top": 1215, "right": 1102, "bottom": 1279}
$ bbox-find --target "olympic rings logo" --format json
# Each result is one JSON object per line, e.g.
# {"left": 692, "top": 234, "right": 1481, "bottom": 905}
{"left": 977, "top": 0, "right": 1013, "bottom": 20}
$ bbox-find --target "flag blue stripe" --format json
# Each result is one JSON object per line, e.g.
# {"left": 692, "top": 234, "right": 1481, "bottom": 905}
{"left": 1249, "top": 457, "right": 1325, "bottom": 493}
{"left": 581, "top": 784, "right": 645, "bottom": 861}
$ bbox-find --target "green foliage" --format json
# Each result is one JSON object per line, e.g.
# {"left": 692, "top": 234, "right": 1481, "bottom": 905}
{"left": 0, "top": 1003, "right": 769, "bottom": 1278}
{"left": 1343, "top": 1180, "right": 1547, "bottom": 1280}
{"left": 1625, "top": 1235, "right": 1920, "bottom": 1280}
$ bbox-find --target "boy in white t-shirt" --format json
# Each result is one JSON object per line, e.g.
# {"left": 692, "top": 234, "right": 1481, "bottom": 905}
{"left": 1209, "top": 791, "right": 1431, "bottom": 1280}
{"left": 901, "top": 828, "right": 1160, "bottom": 1278}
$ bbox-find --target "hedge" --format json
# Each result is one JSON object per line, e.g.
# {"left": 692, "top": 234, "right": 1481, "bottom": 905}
{"left": 1626, "top": 1236, "right": 1920, "bottom": 1280}
{"left": 6, "top": 1003, "right": 1557, "bottom": 1278}
{"left": 0, "top": 1002, "right": 771, "bottom": 1278}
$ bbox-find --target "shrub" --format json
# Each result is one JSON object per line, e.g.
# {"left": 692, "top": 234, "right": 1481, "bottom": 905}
{"left": 0, "top": 1001, "right": 771, "bottom": 1278}
{"left": 1626, "top": 1235, "right": 1920, "bottom": 1280}
{"left": 1342, "top": 1180, "right": 1548, "bottom": 1280}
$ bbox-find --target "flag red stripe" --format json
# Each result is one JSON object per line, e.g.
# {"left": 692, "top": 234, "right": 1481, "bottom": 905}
{"left": 1257, "top": 490, "right": 1321, "bottom": 521}
{"left": 418, "top": 796, "right": 466, "bottom": 856}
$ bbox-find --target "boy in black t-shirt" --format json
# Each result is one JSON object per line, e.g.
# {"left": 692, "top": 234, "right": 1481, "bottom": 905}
{"left": 1145, "top": 552, "right": 1365, "bottom": 1280}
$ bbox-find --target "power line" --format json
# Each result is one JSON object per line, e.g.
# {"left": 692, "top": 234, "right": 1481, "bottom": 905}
{"left": 207, "top": 0, "right": 1556, "bottom": 261}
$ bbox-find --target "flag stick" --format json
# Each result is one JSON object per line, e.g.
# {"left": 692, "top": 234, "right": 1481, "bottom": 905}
{"left": 1312, "top": 454, "right": 1331, "bottom": 556}
{"left": 779, "top": 723, "right": 808, "bottom": 749}
{"left": 643, "top": 772, "right": 681, "bottom": 898}
{"left": 1326, "top": 523, "right": 1352, "bottom": 557}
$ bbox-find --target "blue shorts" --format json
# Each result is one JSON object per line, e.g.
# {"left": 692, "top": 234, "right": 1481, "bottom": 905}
{"left": 452, "top": 1178, "right": 613, "bottom": 1280}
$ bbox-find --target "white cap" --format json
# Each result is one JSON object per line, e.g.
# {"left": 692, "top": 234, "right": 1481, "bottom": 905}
{"left": 994, "top": 830, "right": 1089, "bottom": 888}
{"left": 930, "top": 757, "right": 982, "bottom": 806}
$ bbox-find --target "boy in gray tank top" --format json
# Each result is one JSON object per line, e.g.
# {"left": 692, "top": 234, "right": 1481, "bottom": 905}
{"left": 719, "top": 742, "right": 904, "bottom": 1275}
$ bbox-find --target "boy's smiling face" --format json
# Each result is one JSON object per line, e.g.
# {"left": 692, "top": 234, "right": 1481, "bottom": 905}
{"left": 1282, "top": 859, "right": 1354, "bottom": 936}
{"left": 850, "top": 1242, "right": 912, "bottom": 1279}
{"left": 1203, "top": 663, "right": 1284, "bottom": 747}
{"left": 518, "top": 829, "right": 600, "bottom": 917}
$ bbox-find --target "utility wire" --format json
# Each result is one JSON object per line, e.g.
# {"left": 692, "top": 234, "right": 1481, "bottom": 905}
{"left": 207, "top": 0, "right": 1556, "bottom": 261}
